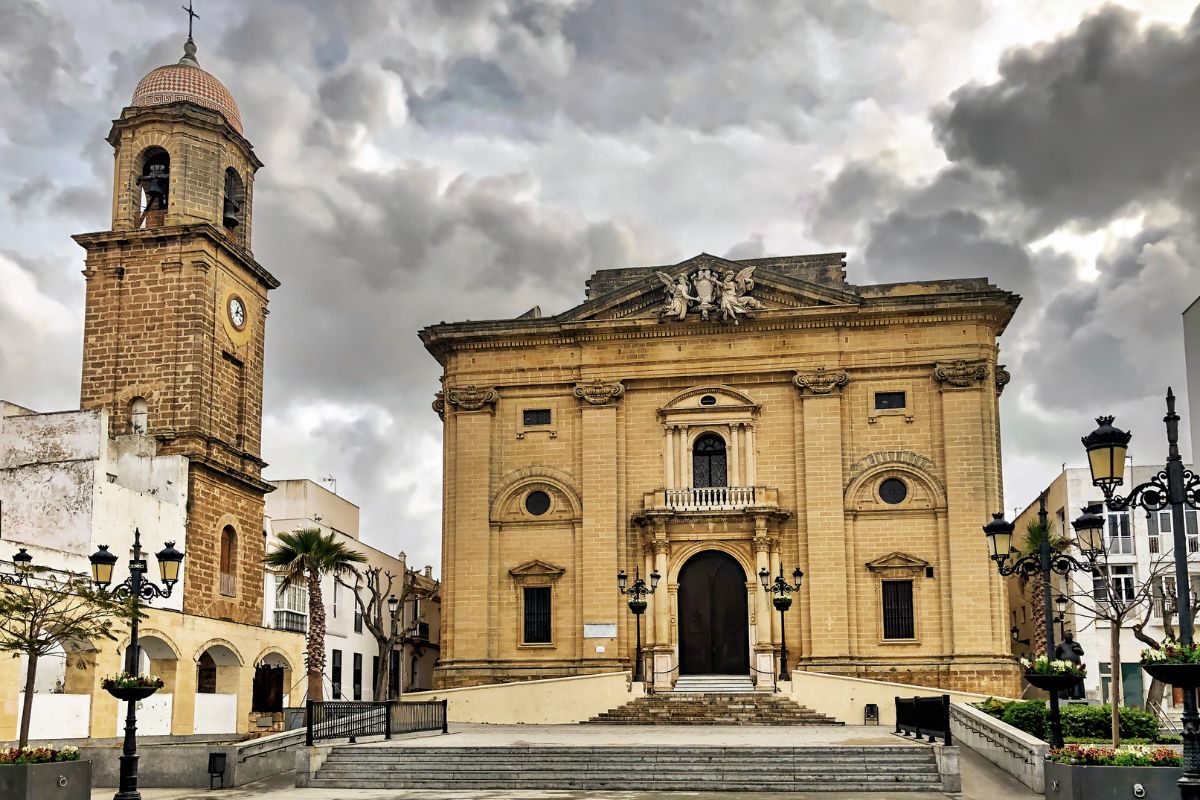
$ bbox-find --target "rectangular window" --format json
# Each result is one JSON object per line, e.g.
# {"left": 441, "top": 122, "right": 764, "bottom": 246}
{"left": 881, "top": 580, "right": 915, "bottom": 640}
{"left": 1150, "top": 510, "right": 1200, "bottom": 554}
{"left": 1096, "top": 566, "right": 1136, "bottom": 604}
{"left": 523, "top": 409, "right": 552, "bottom": 426}
{"left": 874, "top": 391, "right": 906, "bottom": 410}
{"left": 523, "top": 586, "right": 552, "bottom": 644}
{"left": 354, "top": 608, "right": 363, "bottom": 634}
{"left": 352, "top": 653, "right": 363, "bottom": 701}
{"left": 332, "top": 582, "right": 339, "bottom": 618}
{"left": 331, "top": 649, "right": 342, "bottom": 699}
{"left": 1106, "top": 512, "right": 1133, "bottom": 554}
{"left": 372, "top": 655, "right": 379, "bottom": 699}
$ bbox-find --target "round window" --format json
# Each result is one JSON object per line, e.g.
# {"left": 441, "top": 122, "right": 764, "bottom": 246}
{"left": 525, "top": 490, "right": 551, "bottom": 516}
{"left": 879, "top": 478, "right": 908, "bottom": 505}
{"left": 700, "top": 395, "right": 717, "bottom": 406}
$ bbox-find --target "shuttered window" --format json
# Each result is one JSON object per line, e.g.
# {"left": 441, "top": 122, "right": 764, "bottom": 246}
{"left": 523, "top": 587, "right": 552, "bottom": 644}
{"left": 882, "top": 580, "right": 915, "bottom": 639}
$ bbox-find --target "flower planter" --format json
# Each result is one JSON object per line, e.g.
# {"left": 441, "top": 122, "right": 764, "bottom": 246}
{"left": 772, "top": 597, "right": 793, "bottom": 612}
{"left": 105, "top": 685, "right": 159, "bottom": 702}
{"left": 1141, "top": 662, "right": 1200, "bottom": 688}
{"left": 1045, "top": 760, "right": 1183, "bottom": 800}
{"left": 1024, "top": 673, "right": 1083, "bottom": 692}
{"left": 627, "top": 599, "right": 647, "bottom": 614}
{"left": 0, "top": 760, "right": 91, "bottom": 800}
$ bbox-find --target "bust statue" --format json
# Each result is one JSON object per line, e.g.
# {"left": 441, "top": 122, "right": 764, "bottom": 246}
{"left": 1055, "top": 632, "right": 1084, "bottom": 664}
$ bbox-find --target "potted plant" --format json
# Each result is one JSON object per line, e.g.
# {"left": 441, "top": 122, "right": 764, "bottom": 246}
{"left": 772, "top": 596, "right": 793, "bottom": 612}
{"left": 1140, "top": 640, "right": 1200, "bottom": 687}
{"left": 1045, "top": 744, "right": 1182, "bottom": 799}
{"left": 101, "top": 672, "right": 164, "bottom": 702}
{"left": 0, "top": 745, "right": 90, "bottom": 800}
{"left": 1021, "top": 655, "right": 1085, "bottom": 692}
{"left": 627, "top": 598, "right": 647, "bottom": 614}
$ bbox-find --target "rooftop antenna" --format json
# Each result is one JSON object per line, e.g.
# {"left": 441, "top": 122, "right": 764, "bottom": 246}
{"left": 319, "top": 475, "right": 337, "bottom": 495}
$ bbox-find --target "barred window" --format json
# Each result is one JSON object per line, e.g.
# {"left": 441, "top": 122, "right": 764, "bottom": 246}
{"left": 874, "top": 391, "right": 906, "bottom": 410}
{"left": 523, "top": 586, "right": 552, "bottom": 644}
{"left": 692, "top": 433, "right": 727, "bottom": 489}
{"left": 523, "top": 409, "right": 551, "bottom": 426}
{"left": 882, "top": 580, "right": 915, "bottom": 639}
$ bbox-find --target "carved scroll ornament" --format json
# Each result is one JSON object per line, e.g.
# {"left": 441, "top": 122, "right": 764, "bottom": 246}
{"left": 432, "top": 391, "right": 446, "bottom": 419}
{"left": 995, "top": 365, "right": 1011, "bottom": 395}
{"left": 932, "top": 360, "right": 988, "bottom": 388}
{"left": 574, "top": 379, "right": 625, "bottom": 406}
{"left": 446, "top": 385, "right": 500, "bottom": 412}
{"left": 793, "top": 367, "right": 849, "bottom": 395}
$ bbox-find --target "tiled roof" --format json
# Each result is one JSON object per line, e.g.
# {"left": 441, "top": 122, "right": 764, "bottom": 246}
{"left": 131, "top": 59, "right": 242, "bottom": 134}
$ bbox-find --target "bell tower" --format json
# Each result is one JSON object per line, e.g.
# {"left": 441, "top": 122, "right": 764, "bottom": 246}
{"left": 73, "top": 29, "right": 278, "bottom": 626}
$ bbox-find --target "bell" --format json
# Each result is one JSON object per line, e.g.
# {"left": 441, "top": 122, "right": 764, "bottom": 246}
{"left": 222, "top": 195, "right": 241, "bottom": 229}
{"left": 140, "top": 164, "right": 169, "bottom": 210}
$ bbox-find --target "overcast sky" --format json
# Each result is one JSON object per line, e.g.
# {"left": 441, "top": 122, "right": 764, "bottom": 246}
{"left": 3, "top": 0, "right": 1198, "bottom": 569}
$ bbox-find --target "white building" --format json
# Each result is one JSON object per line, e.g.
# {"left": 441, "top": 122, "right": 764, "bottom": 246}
{"left": 1009, "top": 466, "right": 1200, "bottom": 717}
{"left": 263, "top": 479, "right": 440, "bottom": 700}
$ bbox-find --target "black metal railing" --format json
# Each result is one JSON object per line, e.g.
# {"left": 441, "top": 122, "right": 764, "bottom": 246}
{"left": 305, "top": 699, "right": 448, "bottom": 746}
{"left": 895, "top": 694, "right": 952, "bottom": 745}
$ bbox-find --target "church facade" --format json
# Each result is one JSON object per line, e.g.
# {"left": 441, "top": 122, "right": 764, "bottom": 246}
{"left": 422, "top": 253, "right": 1022, "bottom": 695}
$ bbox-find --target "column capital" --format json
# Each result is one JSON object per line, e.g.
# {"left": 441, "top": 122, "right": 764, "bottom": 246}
{"left": 432, "top": 391, "right": 445, "bottom": 420}
{"left": 995, "top": 364, "right": 1012, "bottom": 395}
{"left": 574, "top": 378, "right": 625, "bottom": 406}
{"left": 793, "top": 366, "right": 849, "bottom": 396}
{"left": 445, "top": 384, "right": 499, "bottom": 412}
{"left": 752, "top": 535, "right": 771, "bottom": 554}
{"left": 932, "top": 359, "right": 987, "bottom": 389}
{"left": 651, "top": 539, "right": 671, "bottom": 556}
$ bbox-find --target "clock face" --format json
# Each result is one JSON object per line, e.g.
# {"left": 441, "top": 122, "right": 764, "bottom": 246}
{"left": 228, "top": 295, "right": 247, "bottom": 330}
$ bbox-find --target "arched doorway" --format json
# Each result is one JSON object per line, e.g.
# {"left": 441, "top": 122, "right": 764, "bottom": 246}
{"left": 678, "top": 550, "right": 749, "bottom": 675}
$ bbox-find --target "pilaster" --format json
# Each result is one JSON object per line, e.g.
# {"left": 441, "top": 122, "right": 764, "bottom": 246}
{"left": 578, "top": 380, "right": 623, "bottom": 665}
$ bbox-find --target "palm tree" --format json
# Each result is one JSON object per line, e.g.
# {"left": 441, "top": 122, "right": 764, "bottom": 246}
{"left": 264, "top": 528, "right": 367, "bottom": 701}
{"left": 1018, "top": 517, "right": 1067, "bottom": 656}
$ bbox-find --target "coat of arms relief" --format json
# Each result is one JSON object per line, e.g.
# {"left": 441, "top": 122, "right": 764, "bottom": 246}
{"left": 655, "top": 266, "right": 766, "bottom": 324}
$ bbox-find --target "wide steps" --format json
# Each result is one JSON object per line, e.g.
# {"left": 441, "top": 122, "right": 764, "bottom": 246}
{"left": 313, "top": 745, "right": 941, "bottom": 791}
{"left": 670, "top": 675, "right": 759, "bottom": 693}
{"left": 586, "top": 691, "right": 841, "bottom": 725}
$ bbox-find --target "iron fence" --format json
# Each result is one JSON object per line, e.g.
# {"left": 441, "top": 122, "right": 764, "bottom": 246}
{"left": 894, "top": 694, "right": 952, "bottom": 745}
{"left": 305, "top": 698, "right": 448, "bottom": 745}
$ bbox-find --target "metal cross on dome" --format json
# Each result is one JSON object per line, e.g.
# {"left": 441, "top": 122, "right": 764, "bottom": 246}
{"left": 182, "top": 1, "right": 199, "bottom": 40}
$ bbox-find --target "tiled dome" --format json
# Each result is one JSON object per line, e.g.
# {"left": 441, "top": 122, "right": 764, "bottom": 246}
{"left": 130, "top": 40, "right": 243, "bottom": 134}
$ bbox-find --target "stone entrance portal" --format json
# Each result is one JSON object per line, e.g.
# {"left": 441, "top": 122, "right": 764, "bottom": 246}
{"left": 677, "top": 550, "right": 749, "bottom": 675}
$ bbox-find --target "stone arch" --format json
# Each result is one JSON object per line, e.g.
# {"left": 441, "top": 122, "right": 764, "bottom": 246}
{"left": 193, "top": 638, "right": 244, "bottom": 667}
{"left": 660, "top": 384, "right": 760, "bottom": 414}
{"left": 844, "top": 453, "right": 947, "bottom": 512}
{"left": 251, "top": 648, "right": 293, "bottom": 713}
{"left": 491, "top": 465, "right": 583, "bottom": 523}
{"left": 667, "top": 540, "right": 755, "bottom": 585}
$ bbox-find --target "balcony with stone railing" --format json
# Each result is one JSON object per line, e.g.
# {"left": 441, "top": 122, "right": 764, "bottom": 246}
{"left": 640, "top": 485, "right": 782, "bottom": 514}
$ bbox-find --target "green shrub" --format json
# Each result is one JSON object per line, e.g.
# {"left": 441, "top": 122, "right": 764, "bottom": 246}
{"left": 1058, "top": 704, "right": 1161, "bottom": 741}
{"left": 975, "top": 698, "right": 1010, "bottom": 720}
{"left": 1001, "top": 699, "right": 1047, "bottom": 738}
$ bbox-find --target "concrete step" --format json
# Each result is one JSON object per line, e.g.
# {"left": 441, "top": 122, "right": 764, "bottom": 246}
{"left": 585, "top": 691, "right": 842, "bottom": 725}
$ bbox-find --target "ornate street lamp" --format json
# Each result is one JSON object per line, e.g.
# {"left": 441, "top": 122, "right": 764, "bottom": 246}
{"left": 983, "top": 498, "right": 1100, "bottom": 749}
{"left": 89, "top": 528, "right": 183, "bottom": 800}
{"left": 1054, "top": 594, "right": 1070, "bottom": 640}
{"left": 758, "top": 564, "right": 803, "bottom": 681}
{"left": 1081, "top": 390, "right": 1200, "bottom": 799}
{"left": 1, "top": 548, "right": 33, "bottom": 585}
{"left": 617, "top": 567, "right": 660, "bottom": 683}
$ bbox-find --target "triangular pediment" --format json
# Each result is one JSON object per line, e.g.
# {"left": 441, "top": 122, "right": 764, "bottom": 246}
{"left": 509, "top": 559, "right": 566, "bottom": 579}
{"left": 560, "top": 253, "right": 861, "bottom": 323}
{"left": 865, "top": 552, "right": 930, "bottom": 574}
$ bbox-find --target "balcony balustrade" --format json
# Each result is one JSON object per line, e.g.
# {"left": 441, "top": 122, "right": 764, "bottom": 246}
{"left": 274, "top": 609, "right": 308, "bottom": 633}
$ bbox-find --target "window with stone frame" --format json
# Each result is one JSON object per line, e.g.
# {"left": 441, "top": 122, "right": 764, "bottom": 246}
{"left": 219, "top": 525, "right": 237, "bottom": 596}
{"left": 523, "top": 586, "right": 552, "bottom": 644}
{"left": 881, "top": 580, "right": 915, "bottom": 639}
{"left": 692, "top": 433, "right": 728, "bottom": 488}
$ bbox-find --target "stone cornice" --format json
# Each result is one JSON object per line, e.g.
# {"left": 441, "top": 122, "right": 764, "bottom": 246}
{"left": 932, "top": 359, "right": 989, "bottom": 388}
{"left": 573, "top": 379, "right": 625, "bottom": 406}
{"left": 446, "top": 385, "right": 499, "bottom": 412}
{"left": 793, "top": 366, "right": 849, "bottom": 396}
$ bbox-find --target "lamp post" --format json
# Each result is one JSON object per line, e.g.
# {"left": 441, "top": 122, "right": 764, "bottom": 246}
{"left": 1054, "top": 594, "right": 1070, "bottom": 641}
{"left": 1, "top": 548, "right": 33, "bottom": 585}
{"left": 89, "top": 528, "right": 184, "bottom": 800}
{"left": 983, "top": 497, "right": 1103, "bottom": 749}
{"left": 617, "top": 567, "right": 660, "bottom": 683}
{"left": 1081, "top": 390, "right": 1200, "bottom": 799}
{"left": 758, "top": 564, "right": 803, "bottom": 681}
{"left": 387, "top": 594, "right": 400, "bottom": 699}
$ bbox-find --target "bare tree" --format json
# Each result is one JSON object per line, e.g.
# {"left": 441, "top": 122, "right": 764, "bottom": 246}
{"left": 342, "top": 564, "right": 432, "bottom": 701}
{"left": 1131, "top": 569, "right": 1200, "bottom": 713}
{"left": 1067, "top": 544, "right": 1177, "bottom": 746}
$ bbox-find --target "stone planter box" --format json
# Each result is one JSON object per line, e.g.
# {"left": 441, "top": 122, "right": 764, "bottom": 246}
{"left": 0, "top": 760, "right": 92, "bottom": 800}
{"left": 1045, "top": 761, "right": 1183, "bottom": 800}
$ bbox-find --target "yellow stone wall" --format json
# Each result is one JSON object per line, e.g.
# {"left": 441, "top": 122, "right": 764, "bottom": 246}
{"left": 423, "top": 257, "right": 1023, "bottom": 696}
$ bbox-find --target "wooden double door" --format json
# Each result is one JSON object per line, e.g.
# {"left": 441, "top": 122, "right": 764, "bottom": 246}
{"left": 678, "top": 551, "right": 750, "bottom": 675}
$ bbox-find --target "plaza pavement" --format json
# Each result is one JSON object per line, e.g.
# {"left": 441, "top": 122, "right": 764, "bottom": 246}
{"left": 89, "top": 724, "right": 1042, "bottom": 799}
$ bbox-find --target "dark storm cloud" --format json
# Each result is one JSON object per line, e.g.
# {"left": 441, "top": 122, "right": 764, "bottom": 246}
{"left": 935, "top": 5, "right": 1200, "bottom": 232}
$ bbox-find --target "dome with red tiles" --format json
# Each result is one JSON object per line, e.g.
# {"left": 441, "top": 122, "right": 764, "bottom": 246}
{"left": 131, "top": 40, "right": 243, "bottom": 134}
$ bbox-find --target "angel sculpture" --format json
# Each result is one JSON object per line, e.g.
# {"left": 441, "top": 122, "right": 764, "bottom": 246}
{"left": 655, "top": 271, "right": 694, "bottom": 322}
{"left": 718, "top": 267, "right": 766, "bottom": 323}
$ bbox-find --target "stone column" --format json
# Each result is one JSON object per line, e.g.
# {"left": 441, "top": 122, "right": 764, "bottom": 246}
{"left": 444, "top": 386, "right": 498, "bottom": 672}
{"left": 745, "top": 425, "right": 757, "bottom": 486}
{"left": 651, "top": 536, "right": 674, "bottom": 690}
{"left": 794, "top": 368, "right": 851, "bottom": 658}
{"left": 575, "top": 380, "right": 624, "bottom": 668}
{"left": 933, "top": 360, "right": 1003, "bottom": 657}
{"left": 664, "top": 425, "right": 675, "bottom": 489}
{"left": 752, "top": 531, "right": 774, "bottom": 686}
{"left": 730, "top": 423, "right": 742, "bottom": 486}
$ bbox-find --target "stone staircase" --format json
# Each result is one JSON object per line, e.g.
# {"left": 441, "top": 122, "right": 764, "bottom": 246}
{"left": 585, "top": 691, "right": 842, "bottom": 725}
{"left": 308, "top": 744, "right": 945, "bottom": 792}
{"left": 669, "top": 674, "right": 759, "bottom": 693}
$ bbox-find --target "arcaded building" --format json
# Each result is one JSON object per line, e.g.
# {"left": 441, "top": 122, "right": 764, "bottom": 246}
{"left": 421, "top": 252, "right": 1021, "bottom": 695}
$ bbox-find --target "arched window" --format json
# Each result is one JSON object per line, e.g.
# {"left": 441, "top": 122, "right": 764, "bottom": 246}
{"left": 136, "top": 147, "right": 170, "bottom": 227}
{"left": 219, "top": 526, "right": 237, "bottom": 596}
{"left": 196, "top": 651, "right": 217, "bottom": 694}
{"left": 129, "top": 396, "right": 148, "bottom": 434}
{"left": 692, "top": 433, "right": 727, "bottom": 488}
{"left": 222, "top": 168, "right": 245, "bottom": 234}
